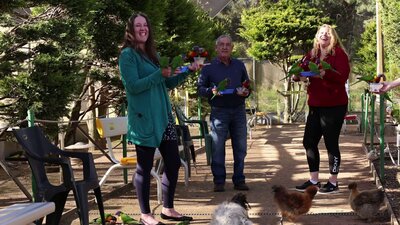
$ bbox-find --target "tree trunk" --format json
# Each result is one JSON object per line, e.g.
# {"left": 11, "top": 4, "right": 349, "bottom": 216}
{"left": 283, "top": 80, "right": 292, "bottom": 123}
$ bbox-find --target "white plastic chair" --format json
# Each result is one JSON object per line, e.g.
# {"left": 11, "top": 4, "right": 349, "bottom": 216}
{"left": 96, "top": 117, "right": 188, "bottom": 204}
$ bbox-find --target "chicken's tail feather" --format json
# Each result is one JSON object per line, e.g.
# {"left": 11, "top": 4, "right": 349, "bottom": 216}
{"left": 231, "top": 192, "right": 251, "bottom": 210}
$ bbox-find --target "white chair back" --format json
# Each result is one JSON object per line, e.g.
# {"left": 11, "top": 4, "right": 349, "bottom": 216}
{"left": 96, "top": 117, "right": 128, "bottom": 138}
{"left": 96, "top": 117, "right": 128, "bottom": 163}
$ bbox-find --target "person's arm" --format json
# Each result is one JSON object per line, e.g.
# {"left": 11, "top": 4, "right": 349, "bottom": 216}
{"left": 379, "top": 77, "right": 400, "bottom": 93}
{"left": 238, "top": 62, "right": 251, "bottom": 98}
{"left": 165, "top": 63, "right": 200, "bottom": 89}
{"left": 119, "top": 49, "right": 165, "bottom": 94}
{"left": 197, "top": 67, "right": 213, "bottom": 98}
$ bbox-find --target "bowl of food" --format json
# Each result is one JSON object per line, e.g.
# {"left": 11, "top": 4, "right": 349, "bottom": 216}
{"left": 369, "top": 83, "right": 383, "bottom": 93}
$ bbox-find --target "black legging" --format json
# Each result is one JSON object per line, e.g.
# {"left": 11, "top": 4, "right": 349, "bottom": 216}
{"left": 134, "top": 140, "right": 181, "bottom": 214}
{"left": 303, "top": 105, "right": 347, "bottom": 175}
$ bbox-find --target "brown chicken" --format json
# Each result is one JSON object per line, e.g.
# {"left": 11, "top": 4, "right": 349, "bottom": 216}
{"left": 348, "top": 182, "right": 385, "bottom": 222}
{"left": 272, "top": 185, "right": 318, "bottom": 224}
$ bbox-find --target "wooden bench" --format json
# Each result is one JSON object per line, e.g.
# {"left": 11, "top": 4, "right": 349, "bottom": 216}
{"left": 0, "top": 202, "right": 55, "bottom": 225}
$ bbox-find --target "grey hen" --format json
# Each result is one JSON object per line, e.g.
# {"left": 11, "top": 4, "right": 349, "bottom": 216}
{"left": 348, "top": 182, "right": 385, "bottom": 222}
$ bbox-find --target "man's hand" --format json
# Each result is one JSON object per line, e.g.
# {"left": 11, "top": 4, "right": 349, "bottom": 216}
{"left": 188, "top": 62, "right": 201, "bottom": 72}
{"left": 236, "top": 87, "right": 249, "bottom": 97}
{"left": 212, "top": 86, "right": 221, "bottom": 96}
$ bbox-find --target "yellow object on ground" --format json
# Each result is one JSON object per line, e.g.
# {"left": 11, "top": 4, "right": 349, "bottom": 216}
{"left": 120, "top": 157, "right": 137, "bottom": 165}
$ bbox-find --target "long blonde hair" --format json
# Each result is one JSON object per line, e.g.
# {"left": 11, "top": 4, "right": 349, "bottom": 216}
{"left": 311, "top": 24, "right": 348, "bottom": 58}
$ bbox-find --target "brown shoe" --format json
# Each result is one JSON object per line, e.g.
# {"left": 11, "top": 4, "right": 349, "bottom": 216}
{"left": 213, "top": 184, "right": 225, "bottom": 192}
{"left": 234, "top": 183, "right": 249, "bottom": 191}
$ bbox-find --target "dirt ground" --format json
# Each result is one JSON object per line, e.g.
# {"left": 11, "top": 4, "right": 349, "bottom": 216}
{"left": 0, "top": 124, "right": 399, "bottom": 225}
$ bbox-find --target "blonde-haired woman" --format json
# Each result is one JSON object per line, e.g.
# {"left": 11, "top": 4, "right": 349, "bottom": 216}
{"left": 294, "top": 24, "right": 350, "bottom": 194}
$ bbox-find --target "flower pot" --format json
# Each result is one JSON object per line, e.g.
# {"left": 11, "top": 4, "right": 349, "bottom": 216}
{"left": 194, "top": 57, "right": 205, "bottom": 65}
{"left": 369, "top": 83, "right": 383, "bottom": 93}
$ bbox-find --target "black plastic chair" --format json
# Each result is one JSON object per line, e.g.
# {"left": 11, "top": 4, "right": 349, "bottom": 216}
{"left": 174, "top": 124, "right": 194, "bottom": 176}
{"left": 13, "top": 126, "right": 105, "bottom": 225}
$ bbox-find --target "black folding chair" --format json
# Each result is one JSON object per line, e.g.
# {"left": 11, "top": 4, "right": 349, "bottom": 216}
{"left": 13, "top": 126, "right": 105, "bottom": 225}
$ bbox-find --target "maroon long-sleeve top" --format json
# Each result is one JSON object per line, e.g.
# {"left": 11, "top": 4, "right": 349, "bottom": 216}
{"left": 302, "top": 46, "right": 350, "bottom": 107}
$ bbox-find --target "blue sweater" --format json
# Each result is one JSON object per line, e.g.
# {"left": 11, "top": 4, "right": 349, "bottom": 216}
{"left": 197, "top": 57, "right": 250, "bottom": 108}
{"left": 119, "top": 47, "right": 190, "bottom": 147}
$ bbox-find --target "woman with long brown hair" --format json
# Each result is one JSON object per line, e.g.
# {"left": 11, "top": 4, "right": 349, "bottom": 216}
{"left": 119, "top": 12, "right": 199, "bottom": 225}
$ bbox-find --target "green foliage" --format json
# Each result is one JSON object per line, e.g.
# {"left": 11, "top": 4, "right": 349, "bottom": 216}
{"left": 0, "top": 5, "right": 88, "bottom": 128}
{"left": 392, "top": 104, "right": 400, "bottom": 124}
{"left": 158, "top": 0, "right": 217, "bottom": 57}
{"left": 380, "top": 0, "right": 400, "bottom": 110}
{"left": 0, "top": 0, "right": 221, "bottom": 135}
{"left": 239, "top": 0, "right": 330, "bottom": 123}
{"left": 87, "top": 0, "right": 132, "bottom": 63}
{"left": 382, "top": 0, "right": 400, "bottom": 67}
{"left": 240, "top": 0, "right": 330, "bottom": 68}
{"left": 308, "top": 0, "right": 358, "bottom": 52}
{"left": 352, "top": 20, "right": 376, "bottom": 78}
{"left": 256, "top": 86, "right": 281, "bottom": 114}
{"left": 213, "top": 0, "right": 256, "bottom": 57}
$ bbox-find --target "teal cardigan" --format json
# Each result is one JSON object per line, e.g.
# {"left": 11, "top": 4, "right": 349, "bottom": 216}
{"left": 119, "top": 47, "right": 190, "bottom": 148}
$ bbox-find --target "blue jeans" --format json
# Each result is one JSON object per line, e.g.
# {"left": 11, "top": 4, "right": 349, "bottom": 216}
{"left": 210, "top": 105, "right": 247, "bottom": 185}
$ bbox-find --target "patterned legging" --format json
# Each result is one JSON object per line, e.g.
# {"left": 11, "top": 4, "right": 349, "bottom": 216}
{"left": 134, "top": 140, "right": 181, "bottom": 214}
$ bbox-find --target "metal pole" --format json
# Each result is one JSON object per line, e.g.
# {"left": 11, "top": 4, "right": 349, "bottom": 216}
{"left": 198, "top": 96, "right": 203, "bottom": 146}
{"left": 376, "top": 0, "right": 385, "bottom": 182}
{"left": 361, "top": 93, "right": 365, "bottom": 132}
{"left": 379, "top": 94, "right": 385, "bottom": 181}
{"left": 27, "top": 109, "right": 36, "bottom": 201}
{"left": 370, "top": 95, "right": 375, "bottom": 152}
{"left": 121, "top": 104, "right": 128, "bottom": 184}
{"left": 363, "top": 93, "right": 370, "bottom": 144}
{"left": 27, "top": 109, "right": 35, "bottom": 127}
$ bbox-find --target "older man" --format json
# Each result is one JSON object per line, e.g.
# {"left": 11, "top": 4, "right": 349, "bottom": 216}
{"left": 197, "top": 34, "right": 251, "bottom": 192}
